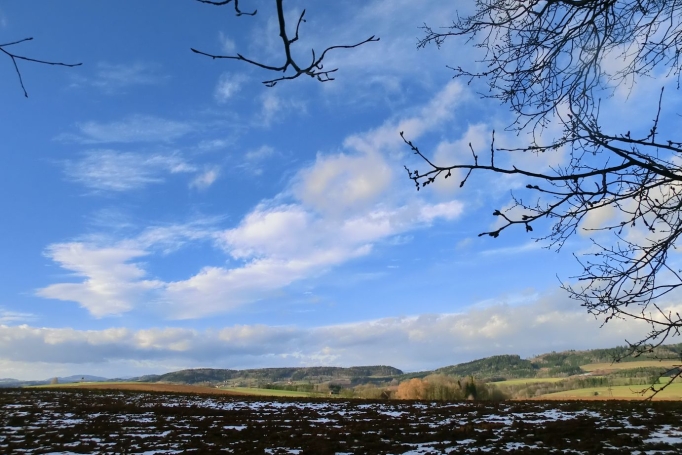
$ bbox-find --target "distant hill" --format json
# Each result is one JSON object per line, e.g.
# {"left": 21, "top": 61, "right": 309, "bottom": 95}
{"left": 8, "top": 342, "right": 682, "bottom": 389}
{"left": 139, "top": 366, "right": 403, "bottom": 386}
{"left": 0, "top": 379, "right": 48, "bottom": 388}
{"left": 135, "top": 374, "right": 162, "bottom": 383}
{"left": 0, "top": 375, "right": 112, "bottom": 388}
{"left": 531, "top": 343, "right": 682, "bottom": 367}
{"left": 428, "top": 343, "right": 682, "bottom": 381}
{"left": 56, "top": 375, "right": 109, "bottom": 383}
{"left": 131, "top": 345, "right": 682, "bottom": 387}
{"left": 435, "top": 355, "right": 537, "bottom": 380}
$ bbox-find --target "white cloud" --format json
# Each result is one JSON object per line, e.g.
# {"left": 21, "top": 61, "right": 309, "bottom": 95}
{"left": 163, "top": 200, "right": 462, "bottom": 318}
{"left": 294, "top": 81, "right": 467, "bottom": 215}
{"left": 0, "top": 289, "right": 669, "bottom": 378}
{"left": 58, "top": 115, "right": 194, "bottom": 144}
{"left": 258, "top": 91, "right": 306, "bottom": 126}
{"left": 218, "top": 32, "right": 236, "bottom": 53}
{"left": 37, "top": 243, "right": 163, "bottom": 317}
{"left": 71, "top": 62, "right": 166, "bottom": 94}
{"left": 134, "top": 222, "right": 217, "bottom": 252}
{"left": 479, "top": 241, "right": 542, "bottom": 257}
{"left": 190, "top": 166, "right": 220, "bottom": 189}
{"left": 37, "top": 223, "right": 216, "bottom": 317}
{"left": 239, "top": 145, "right": 276, "bottom": 175}
{"left": 244, "top": 145, "right": 275, "bottom": 162}
{"left": 313, "top": 0, "right": 467, "bottom": 100}
{"left": 37, "top": 199, "right": 462, "bottom": 319}
{"left": 196, "top": 138, "right": 232, "bottom": 151}
{"left": 0, "top": 309, "right": 33, "bottom": 324}
{"left": 219, "top": 202, "right": 462, "bottom": 262}
{"left": 294, "top": 151, "right": 393, "bottom": 215}
{"left": 343, "top": 81, "right": 466, "bottom": 157}
{"left": 64, "top": 150, "right": 197, "bottom": 191}
{"left": 43, "top": 79, "right": 470, "bottom": 318}
{"left": 214, "top": 73, "right": 246, "bottom": 103}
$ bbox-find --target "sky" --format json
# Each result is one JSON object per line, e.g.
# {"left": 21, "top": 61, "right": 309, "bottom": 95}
{"left": 1, "top": 0, "right": 681, "bottom": 380}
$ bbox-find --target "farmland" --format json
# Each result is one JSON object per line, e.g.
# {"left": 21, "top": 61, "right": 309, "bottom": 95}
{"left": 492, "top": 377, "right": 566, "bottom": 386}
{"left": 3, "top": 388, "right": 682, "bottom": 454}
{"left": 580, "top": 360, "right": 681, "bottom": 372}
{"left": 8, "top": 344, "right": 682, "bottom": 405}
{"left": 34, "top": 382, "right": 325, "bottom": 398}
{"left": 221, "top": 387, "right": 324, "bottom": 398}
{"left": 32, "top": 382, "right": 247, "bottom": 396}
{"left": 542, "top": 382, "right": 682, "bottom": 400}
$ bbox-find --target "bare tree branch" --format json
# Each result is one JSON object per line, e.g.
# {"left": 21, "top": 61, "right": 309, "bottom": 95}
{"left": 195, "top": 0, "right": 256, "bottom": 16}
{"left": 409, "top": 0, "right": 682, "bottom": 397}
{"left": 0, "top": 37, "right": 82, "bottom": 98}
{"left": 192, "top": 0, "right": 379, "bottom": 86}
{"left": 419, "top": 0, "right": 682, "bottom": 130}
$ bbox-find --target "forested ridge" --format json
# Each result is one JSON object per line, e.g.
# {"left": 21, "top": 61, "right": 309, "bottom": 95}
{"left": 137, "top": 365, "right": 403, "bottom": 386}
{"left": 3, "top": 343, "right": 679, "bottom": 388}
{"left": 135, "top": 343, "right": 682, "bottom": 386}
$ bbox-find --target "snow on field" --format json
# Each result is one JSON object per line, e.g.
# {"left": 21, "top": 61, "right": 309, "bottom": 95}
{"left": 1, "top": 389, "right": 682, "bottom": 453}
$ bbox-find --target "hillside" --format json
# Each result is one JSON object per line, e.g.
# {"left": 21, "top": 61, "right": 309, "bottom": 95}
{"left": 10, "top": 342, "right": 682, "bottom": 390}
{"left": 0, "top": 375, "right": 112, "bottom": 388}
{"left": 136, "top": 344, "right": 682, "bottom": 388}
{"left": 531, "top": 343, "right": 682, "bottom": 368}
{"left": 427, "top": 343, "right": 682, "bottom": 382}
{"left": 435, "top": 355, "right": 537, "bottom": 380}
{"left": 58, "top": 375, "right": 109, "bottom": 383}
{"left": 141, "top": 365, "right": 403, "bottom": 387}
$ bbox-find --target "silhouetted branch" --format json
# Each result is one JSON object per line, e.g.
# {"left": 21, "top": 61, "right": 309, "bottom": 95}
{"left": 419, "top": 0, "right": 682, "bottom": 130}
{"left": 410, "top": 0, "right": 682, "bottom": 397}
{"left": 0, "top": 37, "right": 82, "bottom": 97}
{"left": 195, "top": 0, "right": 256, "bottom": 16}
{"left": 404, "top": 90, "right": 682, "bottom": 397}
{"left": 192, "top": 0, "right": 379, "bottom": 86}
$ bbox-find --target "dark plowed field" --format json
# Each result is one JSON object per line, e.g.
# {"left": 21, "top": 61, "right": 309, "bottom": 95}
{"left": 2, "top": 388, "right": 682, "bottom": 454}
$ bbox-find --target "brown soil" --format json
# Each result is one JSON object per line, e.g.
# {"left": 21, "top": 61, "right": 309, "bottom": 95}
{"left": 528, "top": 395, "right": 634, "bottom": 401}
{"left": 3, "top": 388, "right": 682, "bottom": 454}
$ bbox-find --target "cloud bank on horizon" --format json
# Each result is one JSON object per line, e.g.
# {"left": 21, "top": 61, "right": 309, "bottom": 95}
{"left": 1, "top": 0, "right": 679, "bottom": 379}
{"left": 0, "top": 291, "right": 670, "bottom": 380}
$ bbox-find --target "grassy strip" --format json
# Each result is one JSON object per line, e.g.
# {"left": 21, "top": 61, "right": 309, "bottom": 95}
{"left": 220, "top": 387, "right": 325, "bottom": 398}
{"left": 33, "top": 383, "right": 325, "bottom": 398}
{"left": 540, "top": 382, "right": 682, "bottom": 400}
{"left": 29, "top": 381, "right": 128, "bottom": 388}
{"left": 580, "top": 360, "right": 681, "bottom": 372}
{"left": 493, "top": 377, "right": 567, "bottom": 386}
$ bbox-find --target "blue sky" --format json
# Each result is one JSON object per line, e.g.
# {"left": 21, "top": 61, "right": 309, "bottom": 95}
{"left": 1, "top": 0, "right": 679, "bottom": 379}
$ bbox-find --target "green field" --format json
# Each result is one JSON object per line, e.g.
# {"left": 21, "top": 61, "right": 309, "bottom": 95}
{"left": 540, "top": 382, "right": 682, "bottom": 400}
{"left": 30, "top": 381, "right": 123, "bottom": 388}
{"left": 494, "top": 377, "right": 567, "bottom": 386}
{"left": 580, "top": 360, "right": 681, "bottom": 372}
{"left": 35, "top": 383, "right": 323, "bottom": 397}
{"left": 221, "top": 387, "right": 324, "bottom": 397}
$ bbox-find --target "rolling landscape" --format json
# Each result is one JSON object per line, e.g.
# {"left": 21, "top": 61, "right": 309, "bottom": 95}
{"left": 6, "top": 0, "right": 682, "bottom": 453}
{"left": 4, "top": 343, "right": 682, "bottom": 454}
{"left": 8, "top": 342, "right": 682, "bottom": 401}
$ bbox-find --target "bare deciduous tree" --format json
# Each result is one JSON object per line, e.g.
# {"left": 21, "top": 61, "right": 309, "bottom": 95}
{"left": 192, "top": 0, "right": 379, "bottom": 86}
{"left": 405, "top": 0, "right": 682, "bottom": 395}
{"left": 419, "top": 0, "right": 682, "bottom": 128}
